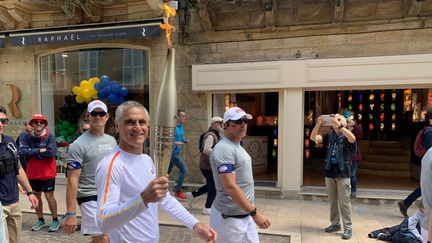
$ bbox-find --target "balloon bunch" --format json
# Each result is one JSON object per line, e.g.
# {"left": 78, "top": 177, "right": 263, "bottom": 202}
{"left": 56, "top": 118, "right": 77, "bottom": 142}
{"left": 72, "top": 77, "right": 100, "bottom": 103}
{"left": 56, "top": 95, "right": 84, "bottom": 142}
{"left": 95, "top": 75, "right": 128, "bottom": 105}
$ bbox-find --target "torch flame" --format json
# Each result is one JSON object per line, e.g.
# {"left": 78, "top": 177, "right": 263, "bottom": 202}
{"left": 160, "top": 3, "right": 176, "bottom": 48}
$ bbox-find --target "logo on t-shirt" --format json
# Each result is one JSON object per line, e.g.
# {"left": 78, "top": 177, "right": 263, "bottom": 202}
{"left": 98, "top": 144, "right": 114, "bottom": 152}
{"left": 218, "top": 165, "right": 228, "bottom": 173}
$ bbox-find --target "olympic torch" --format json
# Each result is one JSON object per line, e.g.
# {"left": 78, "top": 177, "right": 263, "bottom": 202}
{"left": 154, "top": 48, "right": 177, "bottom": 178}
{"left": 154, "top": 3, "right": 177, "bottom": 178}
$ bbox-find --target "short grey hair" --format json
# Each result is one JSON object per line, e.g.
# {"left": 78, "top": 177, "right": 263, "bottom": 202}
{"left": 115, "top": 101, "right": 148, "bottom": 123}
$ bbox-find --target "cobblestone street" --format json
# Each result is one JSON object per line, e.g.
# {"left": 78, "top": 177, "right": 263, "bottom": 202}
{"left": 21, "top": 213, "right": 290, "bottom": 243}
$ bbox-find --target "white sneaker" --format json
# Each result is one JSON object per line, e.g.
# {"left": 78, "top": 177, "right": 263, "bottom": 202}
{"left": 186, "top": 192, "right": 195, "bottom": 208}
{"left": 202, "top": 208, "right": 211, "bottom": 215}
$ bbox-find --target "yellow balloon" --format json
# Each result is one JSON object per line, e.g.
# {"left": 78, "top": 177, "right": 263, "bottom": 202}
{"left": 82, "top": 88, "right": 92, "bottom": 98}
{"left": 89, "top": 77, "right": 100, "bottom": 85}
{"left": 75, "top": 95, "right": 85, "bottom": 103}
{"left": 90, "top": 88, "right": 97, "bottom": 96}
{"left": 80, "top": 80, "right": 90, "bottom": 89}
{"left": 72, "top": 86, "right": 80, "bottom": 95}
{"left": 75, "top": 87, "right": 83, "bottom": 96}
{"left": 91, "top": 93, "right": 98, "bottom": 99}
{"left": 84, "top": 96, "right": 92, "bottom": 103}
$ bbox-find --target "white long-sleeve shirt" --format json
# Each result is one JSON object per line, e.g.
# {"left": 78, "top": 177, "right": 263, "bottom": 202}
{"left": 96, "top": 147, "right": 199, "bottom": 243}
{"left": 408, "top": 209, "right": 425, "bottom": 242}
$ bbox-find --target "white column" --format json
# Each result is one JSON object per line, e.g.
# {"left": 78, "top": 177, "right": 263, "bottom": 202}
{"left": 278, "top": 88, "right": 304, "bottom": 194}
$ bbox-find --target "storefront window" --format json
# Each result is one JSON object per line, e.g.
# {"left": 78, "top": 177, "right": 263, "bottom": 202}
{"left": 213, "top": 92, "right": 278, "bottom": 185}
{"left": 40, "top": 47, "right": 150, "bottom": 141}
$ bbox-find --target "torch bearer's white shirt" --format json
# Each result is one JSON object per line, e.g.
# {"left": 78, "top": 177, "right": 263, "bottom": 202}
{"left": 96, "top": 146, "right": 199, "bottom": 243}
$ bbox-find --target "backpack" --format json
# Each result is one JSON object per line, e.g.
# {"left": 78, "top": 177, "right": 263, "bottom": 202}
{"left": 414, "top": 128, "right": 426, "bottom": 158}
{"left": 198, "top": 132, "right": 206, "bottom": 152}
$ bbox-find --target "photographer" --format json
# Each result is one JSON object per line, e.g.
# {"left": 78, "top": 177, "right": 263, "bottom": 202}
{"left": 310, "top": 114, "right": 356, "bottom": 240}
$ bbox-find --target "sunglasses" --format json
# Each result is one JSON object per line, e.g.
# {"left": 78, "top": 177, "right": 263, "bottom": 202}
{"left": 0, "top": 118, "right": 9, "bottom": 124}
{"left": 230, "top": 118, "right": 248, "bottom": 125}
{"left": 90, "top": 111, "right": 107, "bottom": 117}
{"left": 82, "top": 128, "right": 89, "bottom": 132}
{"left": 32, "top": 120, "right": 46, "bottom": 125}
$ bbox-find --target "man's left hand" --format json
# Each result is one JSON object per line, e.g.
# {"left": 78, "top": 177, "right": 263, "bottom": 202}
{"left": 193, "top": 222, "right": 217, "bottom": 243}
{"left": 28, "top": 194, "right": 38, "bottom": 209}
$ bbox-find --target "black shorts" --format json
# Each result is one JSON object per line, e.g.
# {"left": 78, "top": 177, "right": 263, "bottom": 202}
{"left": 29, "top": 178, "right": 56, "bottom": 192}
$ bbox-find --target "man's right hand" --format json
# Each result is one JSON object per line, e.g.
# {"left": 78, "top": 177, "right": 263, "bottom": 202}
{"left": 63, "top": 215, "right": 77, "bottom": 235}
{"left": 252, "top": 211, "right": 271, "bottom": 229}
{"left": 140, "top": 176, "right": 169, "bottom": 206}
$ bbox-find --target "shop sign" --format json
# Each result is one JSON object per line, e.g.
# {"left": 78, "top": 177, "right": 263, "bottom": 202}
{"left": 10, "top": 25, "right": 160, "bottom": 46}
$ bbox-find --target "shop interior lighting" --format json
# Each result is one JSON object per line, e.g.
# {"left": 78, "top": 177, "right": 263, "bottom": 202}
{"left": 62, "top": 51, "right": 68, "bottom": 57}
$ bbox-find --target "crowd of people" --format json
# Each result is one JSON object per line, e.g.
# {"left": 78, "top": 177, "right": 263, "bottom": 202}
{"left": 1, "top": 99, "right": 432, "bottom": 242}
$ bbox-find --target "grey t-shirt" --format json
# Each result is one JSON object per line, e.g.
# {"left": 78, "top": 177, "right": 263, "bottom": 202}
{"left": 68, "top": 132, "right": 117, "bottom": 198}
{"left": 210, "top": 137, "right": 255, "bottom": 215}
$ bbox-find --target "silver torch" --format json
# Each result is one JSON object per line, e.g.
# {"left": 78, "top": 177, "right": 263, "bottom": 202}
{"left": 154, "top": 48, "right": 177, "bottom": 178}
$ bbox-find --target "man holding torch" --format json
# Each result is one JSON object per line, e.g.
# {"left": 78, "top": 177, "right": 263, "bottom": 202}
{"left": 95, "top": 101, "right": 216, "bottom": 242}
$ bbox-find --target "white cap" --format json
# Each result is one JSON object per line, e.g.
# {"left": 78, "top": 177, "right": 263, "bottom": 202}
{"left": 223, "top": 107, "right": 252, "bottom": 123}
{"left": 210, "top": 116, "right": 223, "bottom": 124}
{"left": 87, "top": 100, "right": 108, "bottom": 113}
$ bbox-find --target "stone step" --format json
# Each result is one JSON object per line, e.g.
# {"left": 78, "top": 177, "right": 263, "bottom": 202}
{"left": 364, "top": 147, "right": 410, "bottom": 156}
{"left": 298, "top": 186, "right": 418, "bottom": 206}
{"left": 369, "top": 140, "right": 405, "bottom": 148}
{"left": 363, "top": 154, "right": 410, "bottom": 163}
{"left": 357, "top": 168, "right": 410, "bottom": 177}
{"left": 360, "top": 160, "right": 410, "bottom": 171}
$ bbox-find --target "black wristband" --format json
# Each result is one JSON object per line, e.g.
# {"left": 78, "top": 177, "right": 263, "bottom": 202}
{"left": 26, "top": 191, "right": 35, "bottom": 196}
{"left": 249, "top": 208, "right": 257, "bottom": 217}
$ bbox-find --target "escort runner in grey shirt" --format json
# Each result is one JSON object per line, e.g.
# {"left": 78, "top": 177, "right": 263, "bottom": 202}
{"left": 68, "top": 132, "right": 117, "bottom": 198}
{"left": 210, "top": 137, "right": 254, "bottom": 215}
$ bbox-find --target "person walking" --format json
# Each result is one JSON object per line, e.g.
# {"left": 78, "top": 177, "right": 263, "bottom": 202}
{"left": 15, "top": 120, "right": 32, "bottom": 171}
{"left": 344, "top": 112, "right": 362, "bottom": 199}
{"left": 168, "top": 109, "right": 189, "bottom": 201}
{"left": 95, "top": 101, "right": 216, "bottom": 243}
{"left": 63, "top": 100, "right": 117, "bottom": 243}
{"left": 0, "top": 106, "right": 38, "bottom": 243}
{"left": 187, "top": 116, "right": 223, "bottom": 215}
{"left": 310, "top": 113, "right": 356, "bottom": 240}
{"left": 210, "top": 107, "right": 271, "bottom": 243}
{"left": 19, "top": 114, "right": 59, "bottom": 232}
{"left": 399, "top": 108, "right": 432, "bottom": 217}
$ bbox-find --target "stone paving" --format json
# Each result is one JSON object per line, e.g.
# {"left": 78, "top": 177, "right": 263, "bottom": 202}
{"left": 18, "top": 182, "right": 411, "bottom": 243}
{"left": 20, "top": 213, "right": 290, "bottom": 243}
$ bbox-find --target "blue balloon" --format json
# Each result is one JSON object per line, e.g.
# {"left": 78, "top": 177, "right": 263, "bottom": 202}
{"left": 111, "top": 81, "right": 120, "bottom": 86}
{"left": 94, "top": 82, "right": 100, "bottom": 90}
{"left": 101, "top": 75, "right": 110, "bottom": 83}
{"left": 113, "top": 85, "right": 122, "bottom": 95}
{"left": 103, "top": 86, "right": 112, "bottom": 94}
{"left": 97, "top": 89, "right": 106, "bottom": 99}
{"left": 108, "top": 94, "right": 118, "bottom": 104}
{"left": 120, "top": 87, "right": 128, "bottom": 97}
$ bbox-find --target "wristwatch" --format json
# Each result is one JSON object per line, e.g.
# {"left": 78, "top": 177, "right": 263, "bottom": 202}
{"left": 249, "top": 208, "right": 257, "bottom": 217}
{"left": 26, "top": 191, "right": 35, "bottom": 196}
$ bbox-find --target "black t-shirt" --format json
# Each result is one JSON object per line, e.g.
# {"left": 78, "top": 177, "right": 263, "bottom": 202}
{"left": 0, "top": 135, "right": 19, "bottom": 206}
{"left": 322, "top": 132, "right": 354, "bottom": 179}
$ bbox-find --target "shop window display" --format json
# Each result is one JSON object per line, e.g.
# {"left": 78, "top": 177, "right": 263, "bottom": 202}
{"left": 40, "top": 48, "right": 150, "bottom": 150}
{"left": 303, "top": 89, "right": 432, "bottom": 189}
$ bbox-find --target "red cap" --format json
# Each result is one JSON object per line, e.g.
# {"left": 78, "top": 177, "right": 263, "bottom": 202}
{"left": 30, "top": 114, "right": 48, "bottom": 126}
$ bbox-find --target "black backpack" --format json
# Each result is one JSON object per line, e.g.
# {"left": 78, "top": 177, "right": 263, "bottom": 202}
{"left": 198, "top": 132, "right": 206, "bottom": 152}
